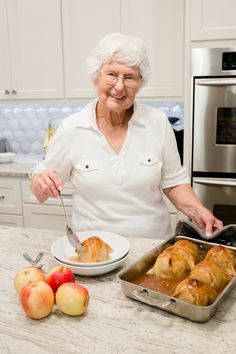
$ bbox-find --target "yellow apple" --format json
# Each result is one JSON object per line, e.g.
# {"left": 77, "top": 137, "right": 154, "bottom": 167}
{"left": 14, "top": 267, "right": 46, "bottom": 295}
{"left": 56, "top": 282, "right": 89, "bottom": 316}
{"left": 20, "top": 280, "right": 54, "bottom": 320}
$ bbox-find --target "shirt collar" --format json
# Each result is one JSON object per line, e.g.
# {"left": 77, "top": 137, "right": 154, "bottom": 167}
{"left": 74, "top": 98, "right": 146, "bottom": 129}
{"left": 74, "top": 98, "right": 98, "bottom": 129}
{"left": 131, "top": 101, "right": 146, "bottom": 126}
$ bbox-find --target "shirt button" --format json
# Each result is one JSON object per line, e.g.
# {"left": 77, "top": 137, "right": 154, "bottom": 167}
{"left": 85, "top": 165, "right": 89, "bottom": 169}
{"left": 148, "top": 159, "right": 151, "bottom": 163}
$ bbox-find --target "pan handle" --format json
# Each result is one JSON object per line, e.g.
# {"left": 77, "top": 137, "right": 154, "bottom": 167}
{"left": 132, "top": 289, "right": 176, "bottom": 309}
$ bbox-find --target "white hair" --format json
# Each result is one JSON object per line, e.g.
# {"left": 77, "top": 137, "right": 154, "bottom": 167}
{"left": 86, "top": 33, "right": 151, "bottom": 87}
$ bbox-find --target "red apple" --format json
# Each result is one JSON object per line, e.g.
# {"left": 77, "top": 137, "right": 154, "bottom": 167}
{"left": 14, "top": 267, "right": 46, "bottom": 295}
{"left": 20, "top": 280, "right": 54, "bottom": 319}
{"left": 56, "top": 282, "right": 89, "bottom": 316}
{"left": 47, "top": 266, "right": 75, "bottom": 293}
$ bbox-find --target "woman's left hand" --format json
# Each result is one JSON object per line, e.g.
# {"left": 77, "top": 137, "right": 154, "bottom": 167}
{"left": 190, "top": 205, "right": 223, "bottom": 236}
{"left": 163, "top": 184, "right": 224, "bottom": 236}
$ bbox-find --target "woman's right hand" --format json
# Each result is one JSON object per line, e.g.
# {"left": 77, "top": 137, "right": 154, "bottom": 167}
{"left": 31, "top": 170, "right": 63, "bottom": 203}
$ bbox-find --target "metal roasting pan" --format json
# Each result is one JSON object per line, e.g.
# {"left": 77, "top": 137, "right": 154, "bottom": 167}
{"left": 118, "top": 236, "right": 236, "bottom": 322}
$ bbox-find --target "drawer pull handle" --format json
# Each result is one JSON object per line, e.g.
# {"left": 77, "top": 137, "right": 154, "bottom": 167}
{"left": 0, "top": 195, "right": 5, "bottom": 200}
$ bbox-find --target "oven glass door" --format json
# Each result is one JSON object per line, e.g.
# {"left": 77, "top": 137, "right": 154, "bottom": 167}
{"left": 193, "top": 177, "right": 236, "bottom": 225}
{"left": 193, "top": 78, "right": 236, "bottom": 173}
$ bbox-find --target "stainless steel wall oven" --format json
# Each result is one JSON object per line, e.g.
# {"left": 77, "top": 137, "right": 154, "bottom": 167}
{"left": 192, "top": 48, "right": 236, "bottom": 227}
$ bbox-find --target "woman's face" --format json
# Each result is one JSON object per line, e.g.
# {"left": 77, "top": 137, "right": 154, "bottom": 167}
{"left": 93, "top": 60, "right": 141, "bottom": 113}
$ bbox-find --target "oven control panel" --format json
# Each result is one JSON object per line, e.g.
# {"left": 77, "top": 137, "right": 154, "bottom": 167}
{"left": 222, "top": 51, "right": 236, "bottom": 71}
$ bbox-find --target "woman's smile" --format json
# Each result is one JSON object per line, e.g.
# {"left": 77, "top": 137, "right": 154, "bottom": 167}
{"left": 109, "top": 93, "right": 125, "bottom": 101}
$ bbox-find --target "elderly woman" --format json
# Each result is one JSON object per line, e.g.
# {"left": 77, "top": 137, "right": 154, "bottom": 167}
{"left": 31, "top": 33, "right": 223, "bottom": 239}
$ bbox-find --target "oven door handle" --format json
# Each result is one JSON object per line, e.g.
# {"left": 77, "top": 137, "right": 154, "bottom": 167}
{"left": 196, "top": 78, "right": 236, "bottom": 86}
{"left": 193, "top": 177, "right": 236, "bottom": 187}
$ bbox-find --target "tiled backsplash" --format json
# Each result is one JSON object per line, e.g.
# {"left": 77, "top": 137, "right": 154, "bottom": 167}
{"left": 0, "top": 101, "right": 184, "bottom": 162}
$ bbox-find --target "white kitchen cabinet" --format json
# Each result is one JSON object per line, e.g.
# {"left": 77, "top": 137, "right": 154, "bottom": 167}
{"left": 0, "top": 0, "right": 12, "bottom": 99}
{"left": 0, "top": 214, "right": 23, "bottom": 227}
{"left": 121, "top": 0, "right": 184, "bottom": 98}
{"left": 62, "top": 0, "right": 184, "bottom": 99}
{"left": 62, "top": 0, "right": 120, "bottom": 98}
{"left": 23, "top": 204, "right": 72, "bottom": 231}
{"left": 0, "top": 177, "right": 23, "bottom": 226}
{"left": 22, "top": 179, "right": 73, "bottom": 231}
{"left": 0, "top": 176, "right": 73, "bottom": 231}
{"left": 190, "top": 0, "right": 236, "bottom": 41}
{"left": 0, "top": 177, "right": 22, "bottom": 214}
{"left": 0, "top": 0, "right": 64, "bottom": 100}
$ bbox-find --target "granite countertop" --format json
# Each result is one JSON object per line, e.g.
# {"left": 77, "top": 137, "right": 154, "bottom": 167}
{"left": 1, "top": 226, "right": 236, "bottom": 354}
{"left": 0, "top": 161, "right": 35, "bottom": 177}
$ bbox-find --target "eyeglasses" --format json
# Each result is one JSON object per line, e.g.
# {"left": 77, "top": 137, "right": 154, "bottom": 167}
{"left": 98, "top": 71, "right": 142, "bottom": 88}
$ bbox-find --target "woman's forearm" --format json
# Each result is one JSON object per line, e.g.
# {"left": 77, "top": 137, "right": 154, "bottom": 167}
{"left": 163, "top": 184, "right": 202, "bottom": 213}
{"left": 163, "top": 184, "right": 223, "bottom": 233}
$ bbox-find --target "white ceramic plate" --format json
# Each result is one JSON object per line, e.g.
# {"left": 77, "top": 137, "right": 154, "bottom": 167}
{"left": 0, "top": 152, "right": 15, "bottom": 163}
{"left": 51, "top": 231, "right": 130, "bottom": 267}
{"left": 53, "top": 250, "right": 129, "bottom": 267}
{"left": 52, "top": 252, "right": 129, "bottom": 276}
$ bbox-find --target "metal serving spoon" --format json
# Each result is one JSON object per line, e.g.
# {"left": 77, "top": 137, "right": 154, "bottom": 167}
{"left": 58, "top": 190, "right": 83, "bottom": 252}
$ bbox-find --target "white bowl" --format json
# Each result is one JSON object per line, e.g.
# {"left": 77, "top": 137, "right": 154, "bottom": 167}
{"left": 52, "top": 252, "right": 129, "bottom": 276}
{"left": 0, "top": 152, "right": 15, "bottom": 163}
{"left": 51, "top": 231, "right": 130, "bottom": 267}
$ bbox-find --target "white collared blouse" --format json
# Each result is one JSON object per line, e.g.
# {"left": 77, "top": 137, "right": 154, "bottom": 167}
{"left": 34, "top": 99, "right": 189, "bottom": 239}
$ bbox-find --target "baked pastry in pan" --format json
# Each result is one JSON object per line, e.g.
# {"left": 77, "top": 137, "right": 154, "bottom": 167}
{"left": 147, "top": 240, "right": 199, "bottom": 279}
{"left": 173, "top": 278, "right": 217, "bottom": 306}
{"left": 190, "top": 260, "right": 232, "bottom": 291}
{"left": 205, "top": 245, "right": 236, "bottom": 277}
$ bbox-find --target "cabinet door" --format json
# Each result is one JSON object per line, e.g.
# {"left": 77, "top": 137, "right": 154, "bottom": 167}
{"left": 190, "top": 0, "right": 236, "bottom": 40}
{"left": 0, "top": 0, "right": 12, "bottom": 99}
{"left": 62, "top": 0, "right": 120, "bottom": 98}
{"left": 121, "top": 0, "right": 184, "bottom": 98}
{"left": 0, "top": 178, "right": 22, "bottom": 214}
{"left": 4, "top": 0, "right": 64, "bottom": 99}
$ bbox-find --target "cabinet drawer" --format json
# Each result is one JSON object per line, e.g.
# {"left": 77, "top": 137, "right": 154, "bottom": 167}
{"left": 21, "top": 179, "right": 73, "bottom": 206}
{"left": 0, "top": 214, "right": 23, "bottom": 227}
{"left": 0, "top": 178, "right": 22, "bottom": 214}
{"left": 23, "top": 204, "right": 72, "bottom": 231}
